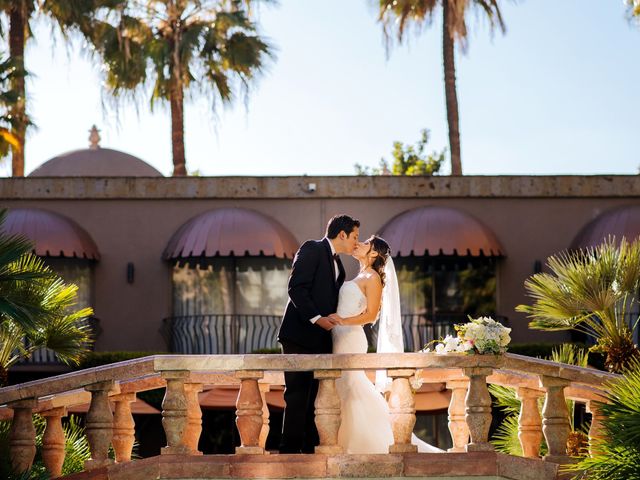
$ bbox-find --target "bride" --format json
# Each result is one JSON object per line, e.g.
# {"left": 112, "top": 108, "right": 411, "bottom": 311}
{"left": 329, "top": 235, "right": 442, "bottom": 454}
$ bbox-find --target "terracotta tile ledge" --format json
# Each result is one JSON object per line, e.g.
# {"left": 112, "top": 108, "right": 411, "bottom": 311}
{"left": 60, "top": 452, "right": 560, "bottom": 480}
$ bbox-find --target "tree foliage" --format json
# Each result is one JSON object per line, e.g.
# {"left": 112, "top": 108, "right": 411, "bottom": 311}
{"left": 0, "top": 209, "right": 93, "bottom": 385}
{"left": 83, "top": 0, "right": 273, "bottom": 175}
{"left": 566, "top": 358, "right": 640, "bottom": 479}
{"left": 377, "top": 0, "right": 509, "bottom": 176}
{"left": 517, "top": 237, "right": 640, "bottom": 373}
{"left": 355, "top": 129, "right": 445, "bottom": 176}
{"left": 0, "top": 55, "right": 27, "bottom": 162}
{"left": 490, "top": 343, "right": 590, "bottom": 456}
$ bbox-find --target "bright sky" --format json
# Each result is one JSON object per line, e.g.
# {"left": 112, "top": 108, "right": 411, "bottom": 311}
{"left": 10, "top": 0, "right": 640, "bottom": 177}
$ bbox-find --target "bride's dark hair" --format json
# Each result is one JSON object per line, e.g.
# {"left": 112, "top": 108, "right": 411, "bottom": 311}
{"left": 368, "top": 236, "right": 391, "bottom": 287}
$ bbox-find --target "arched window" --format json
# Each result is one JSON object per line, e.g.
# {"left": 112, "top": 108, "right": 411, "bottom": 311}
{"left": 164, "top": 208, "right": 298, "bottom": 353}
{"left": 379, "top": 206, "right": 505, "bottom": 351}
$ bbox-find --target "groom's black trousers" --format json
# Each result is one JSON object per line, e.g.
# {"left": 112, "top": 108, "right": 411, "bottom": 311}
{"left": 279, "top": 340, "right": 320, "bottom": 454}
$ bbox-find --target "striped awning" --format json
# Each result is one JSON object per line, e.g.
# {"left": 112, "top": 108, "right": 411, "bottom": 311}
{"left": 378, "top": 206, "right": 504, "bottom": 257}
{"left": 571, "top": 204, "right": 640, "bottom": 249}
{"left": 3, "top": 208, "right": 100, "bottom": 260}
{"left": 164, "top": 208, "right": 298, "bottom": 260}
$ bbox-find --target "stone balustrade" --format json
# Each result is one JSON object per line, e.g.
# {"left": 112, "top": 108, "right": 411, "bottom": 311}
{"left": 0, "top": 353, "right": 619, "bottom": 478}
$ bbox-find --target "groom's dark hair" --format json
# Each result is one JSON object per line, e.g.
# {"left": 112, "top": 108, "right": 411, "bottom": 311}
{"left": 326, "top": 214, "right": 360, "bottom": 239}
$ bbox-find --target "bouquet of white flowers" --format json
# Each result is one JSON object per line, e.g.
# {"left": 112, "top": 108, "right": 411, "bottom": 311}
{"left": 424, "top": 316, "right": 511, "bottom": 355}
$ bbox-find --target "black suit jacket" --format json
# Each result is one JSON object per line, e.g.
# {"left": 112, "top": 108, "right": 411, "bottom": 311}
{"left": 278, "top": 238, "right": 345, "bottom": 353}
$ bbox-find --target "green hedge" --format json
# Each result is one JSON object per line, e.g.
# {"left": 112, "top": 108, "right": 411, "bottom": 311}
{"left": 76, "top": 351, "right": 164, "bottom": 369}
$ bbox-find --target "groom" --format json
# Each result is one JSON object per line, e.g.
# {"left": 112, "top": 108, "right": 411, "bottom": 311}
{"left": 277, "top": 214, "right": 360, "bottom": 454}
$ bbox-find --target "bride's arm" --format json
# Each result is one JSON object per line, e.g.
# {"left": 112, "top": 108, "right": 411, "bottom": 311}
{"left": 334, "top": 276, "right": 382, "bottom": 326}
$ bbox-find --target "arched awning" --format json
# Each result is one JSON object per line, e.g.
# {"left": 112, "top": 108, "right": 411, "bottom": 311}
{"left": 378, "top": 206, "right": 504, "bottom": 257}
{"left": 164, "top": 208, "right": 299, "bottom": 260}
{"left": 3, "top": 208, "right": 100, "bottom": 260}
{"left": 571, "top": 204, "right": 640, "bottom": 249}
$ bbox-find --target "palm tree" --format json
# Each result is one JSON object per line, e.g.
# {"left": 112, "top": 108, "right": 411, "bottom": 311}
{"left": 0, "top": 0, "right": 99, "bottom": 176}
{"left": 0, "top": 209, "right": 93, "bottom": 386}
{"left": 491, "top": 344, "right": 590, "bottom": 457}
{"left": 565, "top": 358, "right": 640, "bottom": 479}
{"left": 517, "top": 237, "right": 640, "bottom": 373}
{"left": 85, "top": 0, "right": 272, "bottom": 176}
{"left": 378, "top": 0, "right": 508, "bottom": 176}
{"left": 0, "top": 55, "right": 24, "bottom": 161}
{"left": 1, "top": 414, "right": 93, "bottom": 478}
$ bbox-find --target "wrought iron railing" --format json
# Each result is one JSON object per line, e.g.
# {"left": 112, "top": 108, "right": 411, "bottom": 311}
{"left": 164, "top": 313, "right": 508, "bottom": 354}
{"left": 164, "top": 314, "right": 282, "bottom": 354}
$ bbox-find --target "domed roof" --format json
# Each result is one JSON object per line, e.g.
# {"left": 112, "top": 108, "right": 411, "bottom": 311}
{"left": 28, "top": 126, "right": 162, "bottom": 177}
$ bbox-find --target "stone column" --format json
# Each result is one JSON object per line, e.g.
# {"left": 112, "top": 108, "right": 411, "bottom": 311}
{"left": 236, "top": 371, "right": 265, "bottom": 454}
{"left": 586, "top": 400, "right": 606, "bottom": 457}
{"left": 388, "top": 368, "right": 418, "bottom": 453}
{"left": 41, "top": 407, "right": 67, "bottom": 478}
{"left": 112, "top": 393, "right": 136, "bottom": 462}
{"left": 161, "top": 370, "right": 190, "bottom": 455}
{"left": 446, "top": 378, "right": 470, "bottom": 452}
{"left": 258, "top": 383, "right": 271, "bottom": 450}
{"left": 8, "top": 398, "right": 37, "bottom": 474}
{"left": 184, "top": 383, "right": 204, "bottom": 455}
{"left": 463, "top": 367, "right": 494, "bottom": 452}
{"left": 516, "top": 387, "right": 543, "bottom": 458}
{"left": 314, "top": 369, "right": 342, "bottom": 454}
{"left": 85, "top": 380, "right": 115, "bottom": 470}
{"left": 540, "top": 375, "right": 570, "bottom": 464}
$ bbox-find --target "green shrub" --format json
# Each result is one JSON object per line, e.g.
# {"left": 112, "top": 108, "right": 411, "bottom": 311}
{"left": 76, "top": 351, "right": 164, "bottom": 369}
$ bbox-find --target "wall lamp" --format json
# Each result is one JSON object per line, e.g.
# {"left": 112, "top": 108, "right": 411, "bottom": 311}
{"left": 127, "top": 262, "right": 135, "bottom": 284}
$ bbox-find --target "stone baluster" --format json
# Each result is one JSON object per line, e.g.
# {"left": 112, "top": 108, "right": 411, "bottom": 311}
{"left": 236, "top": 371, "right": 265, "bottom": 454}
{"left": 540, "top": 375, "right": 570, "bottom": 464}
{"left": 41, "top": 407, "right": 67, "bottom": 477}
{"left": 463, "top": 367, "right": 494, "bottom": 452}
{"left": 586, "top": 399, "right": 606, "bottom": 457}
{"left": 112, "top": 393, "right": 136, "bottom": 462}
{"left": 258, "top": 383, "right": 271, "bottom": 450}
{"left": 516, "top": 387, "right": 543, "bottom": 458}
{"left": 161, "top": 370, "right": 190, "bottom": 455}
{"left": 184, "top": 383, "right": 204, "bottom": 455}
{"left": 388, "top": 369, "right": 418, "bottom": 453}
{"left": 446, "top": 378, "right": 470, "bottom": 452}
{"left": 314, "top": 369, "right": 342, "bottom": 454}
{"left": 85, "top": 380, "right": 115, "bottom": 470}
{"left": 8, "top": 398, "right": 37, "bottom": 474}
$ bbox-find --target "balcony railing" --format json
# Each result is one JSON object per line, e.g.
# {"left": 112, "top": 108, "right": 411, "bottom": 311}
{"left": 0, "top": 352, "right": 618, "bottom": 479}
{"left": 165, "top": 313, "right": 508, "bottom": 354}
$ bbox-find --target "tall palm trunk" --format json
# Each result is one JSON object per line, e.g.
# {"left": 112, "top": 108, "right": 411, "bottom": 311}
{"left": 9, "top": 4, "right": 27, "bottom": 177}
{"left": 169, "top": 80, "right": 186, "bottom": 176}
{"left": 168, "top": 4, "right": 186, "bottom": 177}
{"left": 442, "top": 2, "right": 462, "bottom": 176}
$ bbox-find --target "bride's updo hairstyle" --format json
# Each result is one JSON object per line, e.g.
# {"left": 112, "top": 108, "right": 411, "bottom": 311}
{"left": 368, "top": 236, "right": 391, "bottom": 287}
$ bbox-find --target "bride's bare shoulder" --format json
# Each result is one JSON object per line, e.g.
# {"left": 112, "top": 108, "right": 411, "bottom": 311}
{"left": 361, "top": 268, "right": 382, "bottom": 288}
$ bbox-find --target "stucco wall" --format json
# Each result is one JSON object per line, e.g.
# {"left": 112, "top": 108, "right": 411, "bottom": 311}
{"left": 2, "top": 175, "right": 639, "bottom": 351}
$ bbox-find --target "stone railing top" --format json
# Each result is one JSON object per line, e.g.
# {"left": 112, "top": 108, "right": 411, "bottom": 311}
{"left": 0, "top": 353, "right": 619, "bottom": 407}
{"left": 2, "top": 175, "right": 639, "bottom": 200}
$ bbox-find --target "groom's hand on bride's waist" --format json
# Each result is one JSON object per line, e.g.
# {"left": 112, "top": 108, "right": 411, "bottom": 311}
{"left": 316, "top": 315, "right": 341, "bottom": 331}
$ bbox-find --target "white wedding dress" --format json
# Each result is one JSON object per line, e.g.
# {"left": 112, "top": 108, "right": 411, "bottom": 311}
{"left": 332, "top": 280, "right": 442, "bottom": 454}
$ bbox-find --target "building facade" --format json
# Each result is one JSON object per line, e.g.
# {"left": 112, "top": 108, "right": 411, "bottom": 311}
{"left": 3, "top": 143, "right": 640, "bottom": 366}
